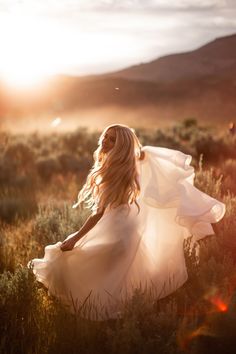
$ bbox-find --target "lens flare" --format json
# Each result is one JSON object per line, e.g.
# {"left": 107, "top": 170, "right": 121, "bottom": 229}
{"left": 209, "top": 296, "right": 228, "bottom": 312}
{"left": 204, "top": 287, "right": 228, "bottom": 312}
{"left": 51, "top": 117, "right": 62, "bottom": 128}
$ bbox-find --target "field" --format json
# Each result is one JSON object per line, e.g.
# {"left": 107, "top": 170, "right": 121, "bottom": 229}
{"left": 0, "top": 118, "right": 236, "bottom": 354}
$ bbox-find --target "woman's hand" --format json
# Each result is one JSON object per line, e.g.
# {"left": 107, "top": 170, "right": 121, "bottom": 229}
{"left": 139, "top": 150, "right": 145, "bottom": 161}
{"left": 60, "top": 212, "right": 105, "bottom": 252}
{"left": 60, "top": 232, "right": 79, "bottom": 252}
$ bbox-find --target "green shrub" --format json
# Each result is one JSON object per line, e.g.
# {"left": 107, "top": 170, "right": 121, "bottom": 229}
{"left": 32, "top": 203, "right": 87, "bottom": 250}
{"left": 0, "top": 266, "right": 48, "bottom": 354}
{"left": 36, "top": 157, "right": 61, "bottom": 180}
{"left": 0, "top": 188, "right": 38, "bottom": 224}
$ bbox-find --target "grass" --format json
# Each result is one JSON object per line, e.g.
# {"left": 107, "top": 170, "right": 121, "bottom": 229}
{"left": 0, "top": 120, "right": 236, "bottom": 353}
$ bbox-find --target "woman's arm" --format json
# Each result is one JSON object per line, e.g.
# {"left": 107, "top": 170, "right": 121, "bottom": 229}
{"left": 60, "top": 208, "right": 105, "bottom": 251}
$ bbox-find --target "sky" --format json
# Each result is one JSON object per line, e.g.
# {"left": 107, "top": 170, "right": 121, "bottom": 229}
{"left": 0, "top": 0, "right": 236, "bottom": 85}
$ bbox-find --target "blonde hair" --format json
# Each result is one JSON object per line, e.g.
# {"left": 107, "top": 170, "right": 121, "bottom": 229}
{"left": 73, "top": 124, "right": 143, "bottom": 214}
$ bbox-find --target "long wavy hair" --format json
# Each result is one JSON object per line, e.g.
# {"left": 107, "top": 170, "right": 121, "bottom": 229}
{"left": 73, "top": 124, "right": 143, "bottom": 214}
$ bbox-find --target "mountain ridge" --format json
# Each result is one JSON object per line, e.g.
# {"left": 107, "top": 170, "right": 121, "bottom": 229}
{"left": 1, "top": 33, "right": 236, "bottom": 128}
{"left": 103, "top": 33, "right": 236, "bottom": 83}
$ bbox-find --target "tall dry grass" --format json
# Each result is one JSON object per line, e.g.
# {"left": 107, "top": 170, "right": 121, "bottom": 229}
{"left": 0, "top": 119, "right": 236, "bottom": 354}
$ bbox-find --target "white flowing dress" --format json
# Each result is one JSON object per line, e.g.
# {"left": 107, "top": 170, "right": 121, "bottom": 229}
{"left": 28, "top": 146, "right": 226, "bottom": 320}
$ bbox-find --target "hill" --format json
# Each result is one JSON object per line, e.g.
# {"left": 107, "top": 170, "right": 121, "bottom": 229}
{"left": 1, "top": 33, "right": 236, "bottom": 130}
{"left": 106, "top": 33, "right": 236, "bottom": 83}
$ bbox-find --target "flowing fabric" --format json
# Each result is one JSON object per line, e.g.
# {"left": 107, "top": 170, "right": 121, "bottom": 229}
{"left": 28, "top": 146, "right": 226, "bottom": 320}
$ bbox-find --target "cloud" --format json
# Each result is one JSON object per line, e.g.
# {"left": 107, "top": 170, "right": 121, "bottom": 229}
{"left": 1, "top": 0, "right": 236, "bottom": 15}
{"left": 87, "top": 0, "right": 226, "bottom": 11}
{"left": 0, "top": 0, "right": 236, "bottom": 76}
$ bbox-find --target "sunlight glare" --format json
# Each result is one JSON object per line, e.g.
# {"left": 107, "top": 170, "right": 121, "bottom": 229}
{"left": 0, "top": 12, "right": 145, "bottom": 87}
{"left": 51, "top": 117, "right": 62, "bottom": 128}
{"left": 0, "top": 15, "right": 78, "bottom": 88}
{"left": 2, "top": 67, "right": 47, "bottom": 88}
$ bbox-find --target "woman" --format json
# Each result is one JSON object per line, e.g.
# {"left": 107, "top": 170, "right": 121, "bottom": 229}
{"left": 28, "top": 124, "right": 226, "bottom": 320}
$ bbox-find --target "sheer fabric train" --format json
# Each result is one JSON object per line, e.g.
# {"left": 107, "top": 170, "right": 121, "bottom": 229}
{"left": 28, "top": 146, "right": 226, "bottom": 320}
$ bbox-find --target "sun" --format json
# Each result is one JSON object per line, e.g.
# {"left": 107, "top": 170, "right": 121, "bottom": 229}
{"left": 0, "top": 12, "right": 139, "bottom": 89}
{"left": 0, "top": 14, "right": 74, "bottom": 89}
